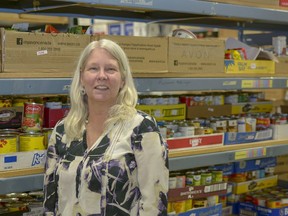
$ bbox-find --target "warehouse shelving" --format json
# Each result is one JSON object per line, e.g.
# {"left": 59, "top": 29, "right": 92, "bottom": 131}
{"left": 0, "top": 0, "right": 288, "bottom": 195}
{"left": 1, "top": 77, "right": 288, "bottom": 95}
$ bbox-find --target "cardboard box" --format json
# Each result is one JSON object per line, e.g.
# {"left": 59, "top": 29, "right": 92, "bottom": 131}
{"left": 168, "top": 182, "right": 227, "bottom": 202}
{"left": 239, "top": 202, "right": 288, "bottom": 216}
{"left": 233, "top": 157, "right": 277, "bottom": 173}
{"left": 275, "top": 56, "right": 288, "bottom": 74}
{"left": 222, "top": 205, "right": 233, "bottom": 216}
{"left": 44, "top": 107, "right": 69, "bottom": 128}
{"left": 0, "top": 150, "right": 46, "bottom": 171}
{"left": 136, "top": 103, "right": 186, "bottom": 121}
{"left": 178, "top": 203, "right": 222, "bottom": 216}
{"left": 224, "top": 128, "right": 273, "bottom": 145}
{"left": 186, "top": 104, "right": 231, "bottom": 119}
{"left": 211, "top": 163, "right": 234, "bottom": 176}
{"left": 167, "top": 133, "right": 223, "bottom": 150}
{"left": 0, "top": 28, "right": 90, "bottom": 73}
{"left": 225, "top": 59, "right": 275, "bottom": 74}
{"left": 232, "top": 175, "right": 278, "bottom": 194}
{"left": 272, "top": 124, "right": 288, "bottom": 140}
{"left": 168, "top": 37, "right": 225, "bottom": 75}
{"left": 281, "top": 105, "right": 288, "bottom": 113}
{"left": 91, "top": 35, "right": 168, "bottom": 73}
{"left": 0, "top": 106, "right": 23, "bottom": 129}
{"left": 231, "top": 101, "right": 273, "bottom": 114}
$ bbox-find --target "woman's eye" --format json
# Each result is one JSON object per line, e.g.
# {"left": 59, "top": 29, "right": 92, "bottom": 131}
{"left": 89, "top": 67, "right": 98, "bottom": 71}
{"left": 107, "top": 68, "right": 117, "bottom": 73}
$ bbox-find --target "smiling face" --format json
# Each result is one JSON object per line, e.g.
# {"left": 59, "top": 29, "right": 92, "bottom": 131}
{"left": 81, "top": 47, "right": 124, "bottom": 106}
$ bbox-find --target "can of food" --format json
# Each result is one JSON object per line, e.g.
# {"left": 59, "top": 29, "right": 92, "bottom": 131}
{"left": 212, "top": 170, "right": 223, "bottom": 183}
{"left": 0, "top": 134, "right": 18, "bottom": 153}
{"left": 201, "top": 172, "right": 212, "bottom": 185}
{"left": 12, "top": 97, "right": 34, "bottom": 107}
{"left": 22, "top": 102, "right": 44, "bottom": 132}
{"left": 172, "top": 200, "right": 186, "bottom": 213}
{"left": 0, "top": 129, "right": 20, "bottom": 151}
{"left": 43, "top": 128, "right": 53, "bottom": 149}
{"left": 0, "top": 98, "right": 12, "bottom": 107}
{"left": 19, "top": 132, "right": 45, "bottom": 151}
{"left": 193, "top": 199, "right": 207, "bottom": 208}
{"left": 193, "top": 172, "right": 201, "bottom": 186}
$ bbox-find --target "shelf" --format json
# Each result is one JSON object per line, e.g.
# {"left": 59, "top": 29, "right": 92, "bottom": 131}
{"left": 0, "top": 77, "right": 288, "bottom": 95}
{"left": 1, "top": 140, "right": 288, "bottom": 194}
{"left": 0, "top": 173, "right": 44, "bottom": 195}
{"left": 0, "top": 0, "right": 287, "bottom": 31}
{"left": 169, "top": 139, "right": 288, "bottom": 171}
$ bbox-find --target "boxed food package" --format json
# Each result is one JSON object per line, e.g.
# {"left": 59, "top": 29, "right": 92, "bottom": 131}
{"left": 0, "top": 150, "right": 46, "bottom": 171}
{"left": 91, "top": 35, "right": 168, "bottom": 73}
{"left": 0, "top": 28, "right": 90, "bottom": 75}
{"left": 0, "top": 106, "right": 23, "bottom": 129}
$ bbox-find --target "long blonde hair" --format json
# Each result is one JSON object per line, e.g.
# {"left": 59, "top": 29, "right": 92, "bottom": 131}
{"left": 64, "top": 39, "right": 138, "bottom": 142}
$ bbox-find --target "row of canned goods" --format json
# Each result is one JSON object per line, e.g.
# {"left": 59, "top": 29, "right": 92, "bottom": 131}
{"left": 169, "top": 169, "right": 224, "bottom": 189}
{"left": 0, "top": 128, "right": 52, "bottom": 154}
{"left": 240, "top": 186, "right": 288, "bottom": 209}
{"left": 158, "top": 113, "right": 288, "bottom": 138}
{"left": 0, "top": 191, "right": 43, "bottom": 214}
{"left": 138, "top": 95, "right": 180, "bottom": 105}
{"left": 0, "top": 95, "right": 70, "bottom": 108}
{"left": 179, "top": 91, "right": 264, "bottom": 106}
{"left": 168, "top": 195, "right": 222, "bottom": 214}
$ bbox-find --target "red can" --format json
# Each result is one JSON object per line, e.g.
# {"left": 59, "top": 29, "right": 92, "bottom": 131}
{"left": 22, "top": 102, "right": 44, "bottom": 132}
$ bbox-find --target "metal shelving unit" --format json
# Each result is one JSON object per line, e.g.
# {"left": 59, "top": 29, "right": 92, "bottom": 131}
{"left": 0, "top": 0, "right": 287, "bottom": 31}
{"left": 0, "top": 0, "right": 288, "bottom": 194}
{"left": 1, "top": 77, "right": 288, "bottom": 95}
{"left": 0, "top": 174, "right": 44, "bottom": 195}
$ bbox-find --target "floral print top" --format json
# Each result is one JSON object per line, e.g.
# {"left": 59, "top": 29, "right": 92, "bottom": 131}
{"left": 43, "top": 111, "right": 169, "bottom": 216}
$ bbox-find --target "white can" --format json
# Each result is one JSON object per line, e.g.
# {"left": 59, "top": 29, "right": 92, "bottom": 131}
{"left": 272, "top": 36, "right": 287, "bottom": 56}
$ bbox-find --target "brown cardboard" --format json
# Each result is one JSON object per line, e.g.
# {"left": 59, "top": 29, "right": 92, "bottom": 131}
{"left": 186, "top": 104, "right": 231, "bottom": 119}
{"left": 0, "top": 28, "right": 90, "bottom": 74}
{"left": 91, "top": 35, "right": 168, "bottom": 73}
{"left": 168, "top": 37, "right": 225, "bottom": 75}
{"left": 275, "top": 56, "right": 288, "bottom": 75}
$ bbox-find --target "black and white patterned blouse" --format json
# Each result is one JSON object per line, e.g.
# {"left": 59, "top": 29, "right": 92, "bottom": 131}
{"left": 43, "top": 111, "right": 169, "bottom": 216}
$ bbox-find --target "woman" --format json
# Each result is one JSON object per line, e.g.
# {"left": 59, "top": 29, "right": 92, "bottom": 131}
{"left": 43, "top": 39, "right": 169, "bottom": 215}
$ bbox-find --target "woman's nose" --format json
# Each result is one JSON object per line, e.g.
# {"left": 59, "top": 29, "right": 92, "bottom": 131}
{"left": 97, "top": 69, "right": 108, "bottom": 80}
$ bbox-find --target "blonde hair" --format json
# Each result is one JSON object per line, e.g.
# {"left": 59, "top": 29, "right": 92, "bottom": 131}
{"left": 64, "top": 39, "right": 138, "bottom": 141}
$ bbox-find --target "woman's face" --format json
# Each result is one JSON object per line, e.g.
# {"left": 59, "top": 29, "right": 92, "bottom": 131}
{"left": 81, "top": 47, "right": 124, "bottom": 105}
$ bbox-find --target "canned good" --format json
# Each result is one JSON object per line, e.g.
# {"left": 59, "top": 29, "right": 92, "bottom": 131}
{"left": 172, "top": 200, "right": 186, "bottom": 213}
{"left": 201, "top": 172, "right": 212, "bottom": 185}
{"left": 212, "top": 170, "right": 223, "bottom": 183}
{"left": 19, "top": 132, "right": 45, "bottom": 151}
{"left": 22, "top": 102, "right": 44, "bottom": 132}
{"left": 43, "top": 128, "right": 53, "bottom": 149}
{"left": 12, "top": 97, "right": 34, "bottom": 107}
{"left": 0, "top": 98, "right": 12, "bottom": 108}
{"left": 0, "top": 134, "right": 18, "bottom": 153}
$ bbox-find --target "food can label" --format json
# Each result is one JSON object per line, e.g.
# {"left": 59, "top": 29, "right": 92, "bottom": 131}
{"left": 22, "top": 103, "right": 44, "bottom": 132}
{"left": 0, "top": 135, "right": 17, "bottom": 153}
{"left": 19, "top": 134, "right": 45, "bottom": 151}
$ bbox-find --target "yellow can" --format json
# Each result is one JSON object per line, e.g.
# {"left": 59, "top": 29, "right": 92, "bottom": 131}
{"left": 0, "top": 98, "right": 12, "bottom": 107}
{"left": 19, "top": 132, "right": 45, "bottom": 152}
{"left": 0, "top": 134, "right": 18, "bottom": 153}
{"left": 172, "top": 200, "right": 186, "bottom": 213}
{"left": 43, "top": 128, "right": 53, "bottom": 149}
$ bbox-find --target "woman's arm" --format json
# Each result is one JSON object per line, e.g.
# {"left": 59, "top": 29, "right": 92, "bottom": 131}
{"left": 133, "top": 116, "right": 169, "bottom": 215}
{"left": 43, "top": 123, "right": 63, "bottom": 215}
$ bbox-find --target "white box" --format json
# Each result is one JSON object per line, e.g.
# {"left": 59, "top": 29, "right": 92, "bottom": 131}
{"left": 0, "top": 150, "right": 46, "bottom": 171}
{"left": 272, "top": 124, "right": 288, "bottom": 140}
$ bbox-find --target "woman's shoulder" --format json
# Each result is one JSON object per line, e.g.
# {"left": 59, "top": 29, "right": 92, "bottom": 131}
{"left": 135, "top": 110, "right": 159, "bottom": 132}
